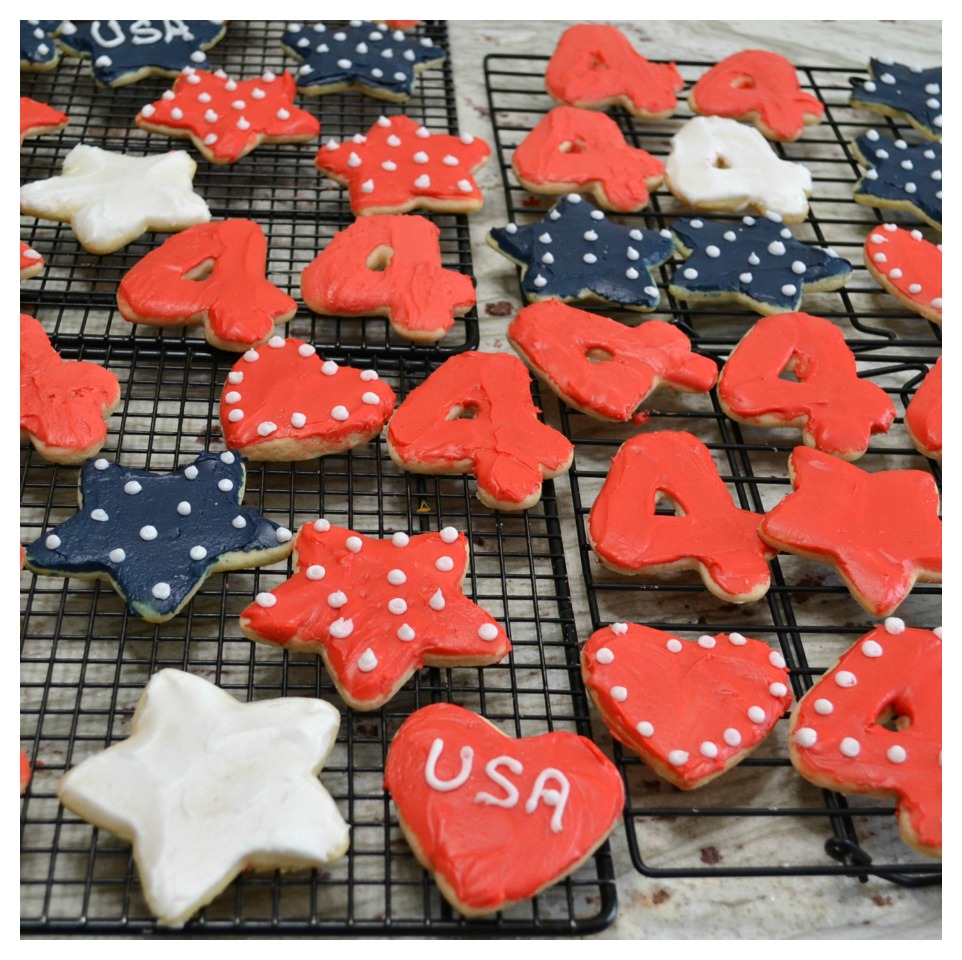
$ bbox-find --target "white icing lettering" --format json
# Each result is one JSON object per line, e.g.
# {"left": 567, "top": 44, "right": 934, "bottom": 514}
{"left": 164, "top": 20, "right": 195, "bottom": 44}
{"left": 474, "top": 756, "right": 523, "bottom": 808}
{"left": 130, "top": 20, "right": 162, "bottom": 44}
{"left": 91, "top": 20, "right": 126, "bottom": 49}
{"left": 425, "top": 738, "right": 473, "bottom": 792}
{"left": 525, "top": 768, "right": 570, "bottom": 833}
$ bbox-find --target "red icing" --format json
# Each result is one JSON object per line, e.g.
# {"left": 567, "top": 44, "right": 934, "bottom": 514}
{"left": 219, "top": 338, "right": 395, "bottom": 460}
{"left": 905, "top": 358, "right": 941, "bottom": 461}
{"left": 760, "top": 447, "right": 942, "bottom": 616}
{"left": 301, "top": 215, "right": 476, "bottom": 341}
{"left": 865, "top": 224, "right": 942, "bottom": 323}
{"left": 718, "top": 312, "right": 896, "bottom": 459}
{"left": 314, "top": 115, "right": 491, "bottom": 215}
{"left": 588, "top": 430, "right": 774, "bottom": 602}
{"left": 789, "top": 624, "right": 941, "bottom": 858}
{"left": 20, "top": 97, "right": 68, "bottom": 145}
{"left": 508, "top": 301, "right": 717, "bottom": 421}
{"left": 117, "top": 219, "right": 297, "bottom": 350}
{"left": 689, "top": 50, "right": 825, "bottom": 141}
{"left": 387, "top": 352, "right": 574, "bottom": 510}
{"left": 240, "top": 523, "right": 509, "bottom": 710}
{"left": 583, "top": 623, "right": 792, "bottom": 789}
{"left": 512, "top": 106, "right": 665, "bottom": 212}
{"left": 545, "top": 24, "right": 683, "bottom": 119}
{"left": 20, "top": 750, "right": 31, "bottom": 796}
{"left": 384, "top": 702, "right": 624, "bottom": 915}
{"left": 20, "top": 314, "right": 121, "bottom": 464}
{"left": 383, "top": 20, "right": 421, "bottom": 29}
{"left": 136, "top": 69, "right": 320, "bottom": 164}
{"left": 20, "top": 241, "right": 44, "bottom": 279}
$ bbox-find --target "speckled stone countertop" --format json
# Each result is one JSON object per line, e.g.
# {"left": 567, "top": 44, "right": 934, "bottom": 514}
{"left": 445, "top": 20, "right": 941, "bottom": 940}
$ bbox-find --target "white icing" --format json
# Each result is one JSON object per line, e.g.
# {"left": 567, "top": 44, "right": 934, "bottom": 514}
{"left": 611, "top": 686, "right": 628, "bottom": 702}
{"left": 329, "top": 617, "right": 353, "bottom": 639}
{"left": 357, "top": 649, "right": 378, "bottom": 672}
{"left": 636, "top": 721, "right": 654, "bottom": 737}
{"left": 474, "top": 756, "right": 523, "bottom": 808}
{"left": 794, "top": 727, "right": 817, "bottom": 747}
{"left": 425, "top": 738, "right": 473, "bottom": 791}
{"left": 478, "top": 623, "right": 500, "bottom": 642}
{"left": 723, "top": 728, "right": 741, "bottom": 747}
{"left": 524, "top": 768, "right": 570, "bottom": 833}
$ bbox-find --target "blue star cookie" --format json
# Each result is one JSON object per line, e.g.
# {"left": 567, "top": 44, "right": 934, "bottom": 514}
{"left": 850, "top": 58, "right": 941, "bottom": 142}
{"left": 21, "top": 20, "right": 65, "bottom": 69}
{"left": 25, "top": 452, "right": 293, "bottom": 623}
{"left": 669, "top": 215, "right": 853, "bottom": 315}
{"left": 58, "top": 20, "right": 227, "bottom": 87}
{"left": 487, "top": 194, "right": 674, "bottom": 311}
{"left": 853, "top": 131, "right": 941, "bottom": 231}
{"left": 282, "top": 20, "right": 445, "bottom": 101}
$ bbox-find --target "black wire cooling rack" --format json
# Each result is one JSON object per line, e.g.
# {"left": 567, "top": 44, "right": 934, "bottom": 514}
{"left": 20, "top": 24, "right": 617, "bottom": 937}
{"left": 484, "top": 53, "right": 941, "bottom": 885}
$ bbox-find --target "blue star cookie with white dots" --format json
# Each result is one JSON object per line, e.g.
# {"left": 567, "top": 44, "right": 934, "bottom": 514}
{"left": 850, "top": 58, "right": 941, "bottom": 142}
{"left": 669, "top": 215, "right": 853, "bottom": 315}
{"left": 24, "top": 452, "right": 293, "bottom": 623}
{"left": 853, "top": 131, "right": 942, "bottom": 231}
{"left": 58, "top": 20, "right": 227, "bottom": 87}
{"left": 21, "top": 20, "right": 65, "bottom": 70}
{"left": 282, "top": 20, "right": 446, "bottom": 101}
{"left": 487, "top": 194, "right": 674, "bottom": 311}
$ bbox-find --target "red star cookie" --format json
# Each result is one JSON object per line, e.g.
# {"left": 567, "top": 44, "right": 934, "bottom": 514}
{"left": 117, "top": 219, "right": 297, "bottom": 352}
{"left": 512, "top": 106, "right": 665, "bottom": 212}
{"left": 583, "top": 622, "right": 793, "bottom": 789}
{"left": 905, "top": 359, "right": 941, "bottom": 462}
{"left": 301, "top": 215, "right": 476, "bottom": 342}
{"left": 314, "top": 115, "right": 491, "bottom": 215}
{"left": 20, "top": 314, "right": 121, "bottom": 465}
{"left": 546, "top": 24, "right": 683, "bottom": 119}
{"left": 864, "top": 224, "right": 942, "bottom": 324}
{"left": 20, "top": 241, "right": 44, "bottom": 280}
{"left": 219, "top": 337, "right": 395, "bottom": 461}
{"left": 759, "top": 447, "right": 941, "bottom": 616}
{"left": 136, "top": 68, "right": 320, "bottom": 165}
{"left": 789, "top": 621, "right": 941, "bottom": 858}
{"left": 20, "top": 96, "right": 69, "bottom": 145}
{"left": 718, "top": 312, "right": 896, "bottom": 460}
{"left": 588, "top": 431, "right": 775, "bottom": 603}
{"left": 507, "top": 301, "right": 717, "bottom": 422}
{"left": 240, "top": 522, "right": 510, "bottom": 711}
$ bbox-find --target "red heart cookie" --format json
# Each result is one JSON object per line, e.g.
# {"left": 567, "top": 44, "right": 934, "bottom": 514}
{"left": 583, "top": 623, "right": 793, "bottom": 789}
{"left": 864, "top": 224, "right": 942, "bottom": 324}
{"left": 789, "top": 621, "right": 941, "bottom": 858}
{"left": 905, "top": 358, "right": 941, "bottom": 462}
{"left": 384, "top": 702, "right": 624, "bottom": 916}
{"left": 219, "top": 337, "right": 395, "bottom": 461}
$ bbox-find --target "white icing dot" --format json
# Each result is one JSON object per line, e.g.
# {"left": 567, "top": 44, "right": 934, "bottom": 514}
{"left": 348, "top": 152, "right": 362, "bottom": 168}
{"left": 141, "top": 104, "right": 156, "bottom": 118}
{"left": 884, "top": 617, "right": 905, "bottom": 635}
{"left": 611, "top": 686, "right": 628, "bottom": 702}
{"left": 584, "top": 230, "right": 598, "bottom": 242}
{"left": 361, "top": 392, "right": 381, "bottom": 405}
{"left": 124, "top": 481, "right": 143, "bottom": 496}
{"left": 228, "top": 409, "right": 244, "bottom": 423}
{"left": 90, "top": 508, "right": 109, "bottom": 522}
{"left": 314, "top": 518, "right": 331, "bottom": 532}
{"left": 739, "top": 272, "right": 753, "bottom": 283}
{"left": 683, "top": 268, "right": 698, "bottom": 280}
{"left": 331, "top": 406, "right": 350, "bottom": 421}
{"left": 840, "top": 737, "right": 861, "bottom": 758}
{"left": 440, "top": 526, "right": 458, "bottom": 543}
{"left": 697, "top": 635, "right": 716, "bottom": 649}
{"left": 889, "top": 268, "right": 903, "bottom": 278}
{"left": 700, "top": 741, "right": 719, "bottom": 758}
{"left": 45, "top": 534, "right": 61, "bottom": 550}
{"left": 328, "top": 591, "right": 348, "bottom": 608}
{"left": 791, "top": 261, "right": 807, "bottom": 275}
{"left": 690, "top": 219, "right": 704, "bottom": 228}
{"left": 306, "top": 565, "right": 325, "bottom": 580}
{"left": 255, "top": 592, "right": 276, "bottom": 608}
{"left": 435, "top": 556, "right": 454, "bottom": 572}
{"left": 874, "top": 253, "right": 887, "bottom": 263}
{"left": 190, "top": 546, "right": 207, "bottom": 561}
{"left": 596, "top": 647, "right": 615, "bottom": 664}
{"left": 140, "top": 526, "right": 158, "bottom": 541}
{"left": 769, "top": 651, "right": 786, "bottom": 669}
{"left": 219, "top": 452, "right": 235, "bottom": 464}
{"left": 387, "top": 568, "right": 407, "bottom": 585}
{"left": 504, "top": 223, "right": 518, "bottom": 234}
{"left": 637, "top": 721, "right": 654, "bottom": 737}
{"left": 542, "top": 253, "right": 555, "bottom": 264}
{"left": 610, "top": 622, "right": 628, "bottom": 636}
{"left": 357, "top": 649, "right": 378, "bottom": 672}
{"left": 932, "top": 298, "right": 942, "bottom": 309}
{"left": 382, "top": 160, "right": 397, "bottom": 171}
{"left": 388, "top": 598, "right": 408, "bottom": 615}
{"left": 901, "top": 159, "right": 914, "bottom": 170}
{"left": 835, "top": 670, "right": 857, "bottom": 688}
{"left": 414, "top": 174, "right": 431, "bottom": 189}
{"left": 109, "top": 548, "right": 126, "bottom": 563}
{"left": 863, "top": 81, "right": 877, "bottom": 92}
{"left": 392, "top": 532, "right": 409, "bottom": 547}
{"left": 337, "top": 59, "right": 352, "bottom": 69}
{"left": 770, "top": 682, "right": 788, "bottom": 698}
{"left": 243, "top": 349, "right": 260, "bottom": 363}
{"left": 218, "top": 479, "right": 234, "bottom": 493}
{"left": 768, "top": 241, "right": 786, "bottom": 256}
{"left": 429, "top": 588, "right": 446, "bottom": 611}
{"left": 330, "top": 618, "right": 354, "bottom": 639}
{"left": 593, "top": 210, "right": 606, "bottom": 221}
{"left": 345, "top": 536, "right": 362, "bottom": 553}
{"left": 232, "top": 516, "right": 247, "bottom": 529}
{"left": 748, "top": 706, "right": 766, "bottom": 723}
{"left": 748, "top": 252, "right": 761, "bottom": 265}
{"left": 387, "top": 135, "right": 401, "bottom": 146}
{"left": 184, "top": 465, "right": 199, "bottom": 479}
{"left": 723, "top": 728, "right": 741, "bottom": 747}
{"left": 668, "top": 750, "right": 689, "bottom": 766}
{"left": 290, "top": 413, "right": 307, "bottom": 428}
{"left": 706, "top": 245, "right": 721, "bottom": 258}
{"left": 880, "top": 73, "right": 895, "bottom": 84}
{"left": 360, "top": 369, "right": 379, "bottom": 381}
{"left": 152, "top": 582, "right": 172, "bottom": 601}
{"left": 478, "top": 623, "right": 500, "bottom": 642}
{"left": 395, "top": 624, "right": 415, "bottom": 643}
{"left": 321, "top": 360, "right": 339, "bottom": 376}
{"left": 626, "top": 268, "right": 639, "bottom": 280}
{"left": 861, "top": 640, "right": 884, "bottom": 657}
{"left": 905, "top": 183, "right": 917, "bottom": 194}
{"left": 177, "top": 501, "right": 191, "bottom": 516}
{"left": 533, "top": 275, "right": 548, "bottom": 288}
{"left": 228, "top": 372, "right": 244, "bottom": 387}
{"left": 275, "top": 527, "right": 292, "bottom": 543}
{"left": 361, "top": 179, "right": 375, "bottom": 193}
{"left": 666, "top": 639, "right": 683, "bottom": 653}
{"left": 887, "top": 745, "right": 907, "bottom": 764}
{"left": 794, "top": 727, "right": 818, "bottom": 748}
{"left": 866, "top": 129, "right": 880, "bottom": 141}
{"left": 729, "top": 633, "right": 747, "bottom": 646}
{"left": 203, "top": 134, "right": 218, "bottom": 146}
{"left": 225, "top": 391, "right": 241, "bottom": 404}
{"left": 413, "top": 151, "right": 429, "bottom": 164}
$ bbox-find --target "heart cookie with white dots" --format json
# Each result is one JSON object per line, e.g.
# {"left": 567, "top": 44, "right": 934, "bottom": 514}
{"left": 582, "top": 622, "right": 793, "bottom": 789}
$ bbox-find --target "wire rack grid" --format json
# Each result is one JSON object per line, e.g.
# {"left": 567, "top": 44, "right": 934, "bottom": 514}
{"left": 21, "top": 23, "right": 618, "bottom": 937}
{"left": 483, "top": 53, "right": 941, "bottom": 885}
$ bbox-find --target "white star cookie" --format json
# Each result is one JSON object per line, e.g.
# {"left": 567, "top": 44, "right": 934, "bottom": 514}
{"left": 57, "top": 670, "right": 349, "bottom": 926}
{"left": 20, "top": 144, "right": 211, "bottom": 254}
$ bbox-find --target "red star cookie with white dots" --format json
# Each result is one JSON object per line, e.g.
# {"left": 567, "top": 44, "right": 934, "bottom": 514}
{"left": 137, "top": 68, "right": 320, "bottom": 165}
{"left": 314, "top": 115, "right": 490, "bottom": 216}
{"left": 240, "top": 521, "right": 510, "bottom": 710}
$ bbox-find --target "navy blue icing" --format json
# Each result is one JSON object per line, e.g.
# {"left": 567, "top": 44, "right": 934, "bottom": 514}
{"left": 60, "top": 20, "right": 227, "bottom": 86}
{"left": 25, "top": 452, "right": 290, "bottom": 621}
{"left": 282, "top": 21, "right": 445, "bottom": 97}
{"left": 851, "top": 58, "right": 942, "bottom": 140}
{"left": 854, "top": 132, "right": 942, "bottom": 229}
{"left": 670, "top": 215, "right": 853, "bottom": 313}
{"left": 21, "top": 20, "right": 64, "bottom": 68}
{"left": 488, "top": 194, "right": 674, "bottom": 310}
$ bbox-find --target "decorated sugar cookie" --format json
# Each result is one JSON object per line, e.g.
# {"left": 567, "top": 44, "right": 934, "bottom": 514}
{"left": 387, "top": 352, "right": 574, "bottom": 511}
{"left": 545, "top": 24, "right": 683, "bottom": 120}
{"left": 850, "top": 58, "right": 941, "bottom": 142}
{"left": 20, "top": 97, "right": 69, "bottom": 146}
{"left": 117, "top": 219, "right": 295, "bottom": 351}
{"left": 789, "top": 621, "right": 941, "bottom": 858}
{"left": 282, "top": 20, "right": 445, "bottom": 101}
{"left": 863, "top": 224, "right": 941, "bottom": 324}
{"left": 20, "top": 314, "right": 121, "bottom": 465}
{"left": 718, "top": 312, "right": 896, "bottom": 460}
{"left": 759, "top": 447, "right": 941, "bottom": 617}
{"left": 58, "top": 669, "right": 349, "bottom": 926}
{"left": 487, "top": 195, "right": 674, "bottom": 311}
{"left": 512, "top": 106, "right": 665, "bottom": 213}
{"left": 314, "top": 115, "right": 490, "bottom": 216}
{"left": 219, "top": 338, "right": 395, "bottom": 461}
{"left": 25, "top": 452, "right": 293, "bottom": 623}
{"left": 666, "top": 116, "right": 813, "bottom": 222}
{"left": 507, "top": 301, "right": 717, "bottom": 422}
{"left": 20, "top": 145, "right": 211, "bottom": 255}
{"left": 905, "top": 359, "right": 941, "bottom": 462}
{"left": 384, "top": 702, "right": 624, "bottom": 917}
{"left": 21, "top": 20, "right": 66, "bottom": 70}
{"left": 588, "top": 431, "right": 774, "bottom": 603}
{"left": 583, "top": 622, "right": 793, "bottom": 789}
{"left": 689, "top": 50, "right": 825, "bottom": 141}
{"left": 136, "top": 69, "right": 319, "bottom": 165}
{"left": 301, "top": 215, "right": 476, "bottom": 342}
{"left": 241, "top": 522, "right": 509, "bottom": 711}
{"left": 20, "top": 242, "right": 44, "bottom": 281}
